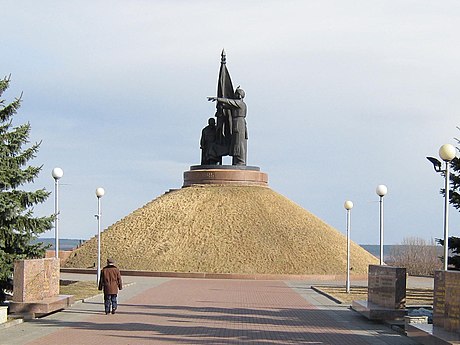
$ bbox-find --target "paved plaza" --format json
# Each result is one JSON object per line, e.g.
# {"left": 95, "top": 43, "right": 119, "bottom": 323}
{"left": 0, "top": 274, "right": 425, "bottom": 345}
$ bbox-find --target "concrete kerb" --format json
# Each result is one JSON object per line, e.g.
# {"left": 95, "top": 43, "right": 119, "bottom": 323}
{"left": 310, "top": 286, "right": 344, "bottom": 304}
{"left": 0, "top": 318, "right": 23, "bottom": 330}
{"left": 61, "top": 267, "right": 369, "bottom": 281}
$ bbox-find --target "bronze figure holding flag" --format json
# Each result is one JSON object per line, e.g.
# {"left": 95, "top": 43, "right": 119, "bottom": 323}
{"left": 205, "top": 50, "right": 248, "bottom": 166}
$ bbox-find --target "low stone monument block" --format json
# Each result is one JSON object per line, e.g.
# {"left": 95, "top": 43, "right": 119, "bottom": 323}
{"left": 352, "top": 265, "right": 407, "bottom": 320}
{"left": 433, "top": 270, "right": 446, "bottom": 329}
{"left": 406, "top": 270, "right": 460, "bottom": 344}
{"left": 10, "top": 258, "right": 73, "bottom": 318}
{"left": 434, "top": 270, "right": 460, "bottom": 333}
{"left": 13, "top": 258, "right": 60, "bottom": 302}
{"left": 368, "top": 264, "right": 406, "bottom": 309}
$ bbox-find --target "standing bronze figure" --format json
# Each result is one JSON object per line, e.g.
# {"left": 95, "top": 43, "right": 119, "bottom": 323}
{"left": 205, "top": 50, "right": 248, "bottom": 166}
{"left": 200, "top": 118, "right": 218, "bottom": 165}
{"left": 208, "top": 87, "right": 247, "bottom": 165}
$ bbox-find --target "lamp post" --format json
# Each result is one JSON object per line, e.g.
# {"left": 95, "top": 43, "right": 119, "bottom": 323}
{"left": 427, "top": 144, "right": 456, "bottom": 270}
{"left": 95, "top": 187, "right": 105, "bottom": 284}
{"left": 344, "top": 200, "right": 353, "bottom": 293}
{"left": 52, "top": 168, "right": 64, "bottom": 258}
{"left": 376, "top": 184, "right": 387, "bottom": 265}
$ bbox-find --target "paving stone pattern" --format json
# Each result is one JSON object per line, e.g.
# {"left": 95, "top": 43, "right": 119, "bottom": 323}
{"left": 3, "top": 278, "right": 418, "bottom": 345}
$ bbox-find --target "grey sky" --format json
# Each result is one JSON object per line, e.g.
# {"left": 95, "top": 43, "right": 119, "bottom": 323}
{"left": 3, "top": 1, "right": 460, "bottom": 245}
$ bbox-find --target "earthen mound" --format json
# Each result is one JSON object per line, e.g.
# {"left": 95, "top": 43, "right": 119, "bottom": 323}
{"left": 65, "top": 185, "right": 378, "bottom": 274}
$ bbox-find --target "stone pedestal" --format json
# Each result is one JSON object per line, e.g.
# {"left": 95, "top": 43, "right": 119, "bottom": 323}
{"left": 368, "top": 265, "right": 406, "bottom": 309}
{"left": 12, "top": 258, "right": 60, "bottom": 302}
{"left": 352, "top": 265, "right": 407, "bottom": 321}
{"left": 434, "top": 270, "right": 460, "bottom": 332}
{"left": 9, "top": 258, "right": 74, "bottom": 318}
{"left": 9, "top": 295, "right": 74, "bottom": 318}
{"left": 183, "top": 165, "right": 268, "bottom": 187}
{"left": 406, "top": 270, "right": 460, "bottom": 345}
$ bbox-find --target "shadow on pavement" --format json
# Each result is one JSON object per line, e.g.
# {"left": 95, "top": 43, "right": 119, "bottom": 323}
{"left": 28, "top": 304, "right": 414, "bottom": 345}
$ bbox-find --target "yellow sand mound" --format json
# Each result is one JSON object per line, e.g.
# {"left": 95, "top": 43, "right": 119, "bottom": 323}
{"left": 65, "top": 185, "right": 378, "bottom": 274}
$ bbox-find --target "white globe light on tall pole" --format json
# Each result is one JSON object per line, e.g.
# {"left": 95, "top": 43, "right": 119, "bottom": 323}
{"left": 52, "top": 168, "right": 64, "bottom": 258}
{"left": 439, "top": 144, "right": 456, "bottom": 271}
{"left": 376, "top": 184, "right": 388, "bottom": 266}
{"left": 344, "top": 200, "right": 353, "bottom": 293}
{"left": 95, "top": 187, "right": 105, "bottom": 285}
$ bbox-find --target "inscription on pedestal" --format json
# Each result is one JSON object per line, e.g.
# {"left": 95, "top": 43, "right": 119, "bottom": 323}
{"left": 192, "top": 171, "right": 216, "bottom": 179}
{"left": 433, "top": 270, "right": 460, "bottom": 333}
{"left": 444, "top": 271, "right": 460, "bottom": 333}
{"left": 368, "top": 265, "right": 406, "bottom": 309}
{"left": 433, "top": 270, "right": 446, "bottom": 327}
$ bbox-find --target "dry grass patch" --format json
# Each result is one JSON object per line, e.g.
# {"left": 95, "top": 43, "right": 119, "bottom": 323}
{"left": 313, "top": 285, "right": 433, "bottom": 305}
{"left": 60, "top": 280, "right": 101, "bottom": 301}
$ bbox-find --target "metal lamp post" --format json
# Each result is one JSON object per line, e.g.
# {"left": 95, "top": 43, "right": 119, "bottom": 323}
{"left": 52, "top": 168, "right": 64, "bottom": 258}
{"left": 439, "top": 144, "right": 456, "bottom": 270}
{"left": 344, "top": 200, "right": 353, "bottom": 293}
{"left": 438, "top": 144, "right": 456, "bottom": 271}
{"left": 376, "top": 184, "right": 388, "bottom": 265}
{"left": 95, "top": 187, "right": 105, "bottom": 284}
{"left": 427, "top": 144, "right": 456, "bottom": 270}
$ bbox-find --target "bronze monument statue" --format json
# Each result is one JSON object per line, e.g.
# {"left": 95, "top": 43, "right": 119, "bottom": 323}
{"left": 202, "top": 50, "right": 248, "bottom": 166}
{"left": 200, "top": 118, "right": 218, "bottom": 165}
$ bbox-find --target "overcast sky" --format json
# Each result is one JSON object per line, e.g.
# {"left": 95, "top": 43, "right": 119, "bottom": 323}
{"left": 3, "top": 1, "right": 460, "bottom": 245}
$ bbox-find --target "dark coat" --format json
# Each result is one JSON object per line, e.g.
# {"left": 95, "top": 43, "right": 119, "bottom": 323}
{"left": 98, "top": 264, "right": 122, "bottom": 295}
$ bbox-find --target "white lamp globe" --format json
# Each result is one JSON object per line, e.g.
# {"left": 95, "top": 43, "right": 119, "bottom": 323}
{"left": 376, "top": 184, "right": 388, "bottom": 197}
{"left": 439, "top": 144, "right": 456, "bottom": 162}
{"left": 95, "top": 187, "right": 105, "bottom": 198}
{"left": 344, "top": 200, "right": 353, "bottom": 210}
{"left": 52, "top": 167, "right": 64, "bottom": 180}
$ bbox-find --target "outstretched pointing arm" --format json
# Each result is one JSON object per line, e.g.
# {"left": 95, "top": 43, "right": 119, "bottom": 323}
{"left": 207, "top": 97, "right": 240, "bottom": 108}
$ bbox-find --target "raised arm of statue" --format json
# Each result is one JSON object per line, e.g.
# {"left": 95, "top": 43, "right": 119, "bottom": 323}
{"left": 207, "top": 97, "right": 242, "bottom": 109}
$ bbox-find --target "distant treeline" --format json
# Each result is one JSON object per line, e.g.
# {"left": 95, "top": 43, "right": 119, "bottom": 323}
{"left": 361, "top": 244, "right": 442, "bottom": 261}
{"left": 32, "top": 239, "right": 439, "bottom": 256}
{"left": 32, "top": 238, "right": 84, "bottom": 251}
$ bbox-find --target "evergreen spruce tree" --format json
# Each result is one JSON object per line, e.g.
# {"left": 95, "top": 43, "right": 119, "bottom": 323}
{"left": 450, "top": 129, "right": 460, "bottom": 210}
{"left": 0, "top": 76, "right": 53, "bottom": 302}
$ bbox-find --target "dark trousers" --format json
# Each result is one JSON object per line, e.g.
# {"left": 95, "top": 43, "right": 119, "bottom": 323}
{"left": 104, "top": 294, "right": 118, "bottom": 313}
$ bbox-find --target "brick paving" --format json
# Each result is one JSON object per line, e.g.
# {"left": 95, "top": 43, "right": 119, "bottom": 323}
{"left": 1, "top": 278, "right": 419, "bottom": 344}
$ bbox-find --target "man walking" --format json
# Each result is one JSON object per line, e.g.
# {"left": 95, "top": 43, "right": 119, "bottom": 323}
{"left": 98, "top": 258, "right": 122, "bottom": 314}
